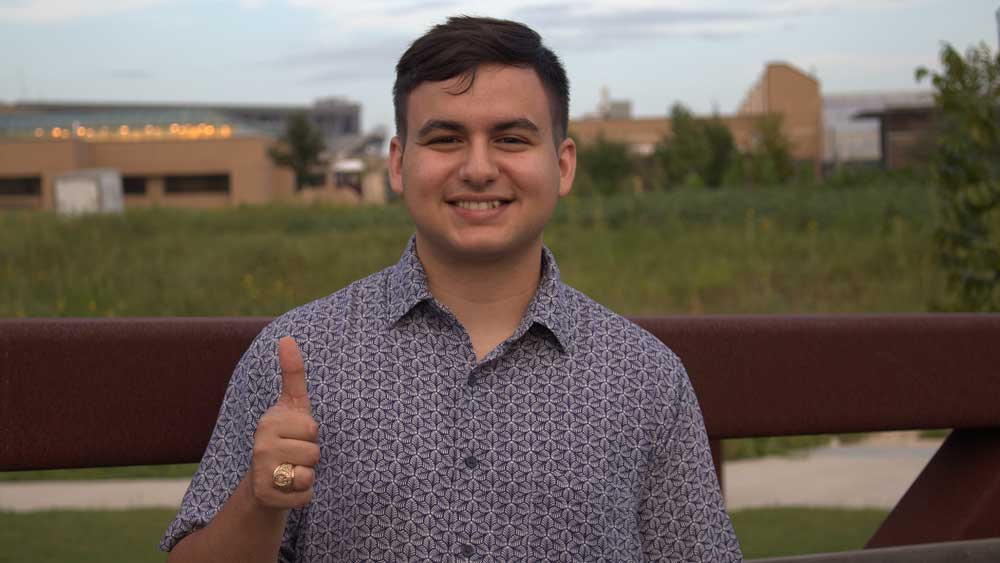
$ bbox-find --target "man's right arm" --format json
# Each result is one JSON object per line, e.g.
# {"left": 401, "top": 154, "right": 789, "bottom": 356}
{"left": 167, "top": 336, "right": 320, "bottom": 563}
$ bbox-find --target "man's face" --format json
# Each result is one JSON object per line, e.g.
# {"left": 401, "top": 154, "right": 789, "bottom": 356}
{"left": 389, "top": 64, "right": 576, "bottom": 265}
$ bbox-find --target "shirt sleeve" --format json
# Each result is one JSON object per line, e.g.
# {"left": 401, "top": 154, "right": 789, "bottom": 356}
{"left": 159, "top": 323, "right": 304, "bottom": 561}
{"left": 638, "top": 355, "right": 743, "bottom": 561}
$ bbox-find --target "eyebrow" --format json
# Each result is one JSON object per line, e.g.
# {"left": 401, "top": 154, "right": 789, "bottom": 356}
{"left": 415, "top": 117, "right": 541, "bottom": 140}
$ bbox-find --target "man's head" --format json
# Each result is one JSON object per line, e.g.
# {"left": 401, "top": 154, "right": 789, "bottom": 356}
{"left": 393, "top": 16, "right": 570, "bottom": 146}
{"left": 388, "top": 16, "right": 576, "bottom": 266}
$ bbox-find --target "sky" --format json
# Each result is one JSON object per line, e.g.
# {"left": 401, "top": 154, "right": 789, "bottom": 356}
{"left": 1, "top": 0, "right": 997, "bottom": 134}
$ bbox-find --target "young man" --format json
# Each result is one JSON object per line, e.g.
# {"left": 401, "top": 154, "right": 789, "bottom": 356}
{"left": 162, "top": 16, "right": 742, "bottom": 562}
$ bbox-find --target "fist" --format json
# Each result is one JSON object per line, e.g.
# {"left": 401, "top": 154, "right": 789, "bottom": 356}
{"left": 250, "top": 336, "right": 321, "bottom": 510}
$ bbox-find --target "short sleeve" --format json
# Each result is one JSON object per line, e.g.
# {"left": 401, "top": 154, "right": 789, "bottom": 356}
{"left": 638, "top": 354, "right": 743, "bottom": 561}
{"left": 159, "top": 324, "right": 304, "bottom": 561}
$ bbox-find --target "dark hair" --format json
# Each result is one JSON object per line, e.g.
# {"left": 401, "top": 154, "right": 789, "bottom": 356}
{"left": 393, "top": 16, "right": 570, "bottom": 144}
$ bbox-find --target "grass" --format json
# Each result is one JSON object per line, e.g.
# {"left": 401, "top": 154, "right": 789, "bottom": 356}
{"left": 0, "top": 464, "right": 198, "bottom": 482}
{"left": 0, "top": 507, "right": 889, "bottom": 562}
{"left": 732, "top": 507, "right": 890, "bottom": 559}
{"left": 723, "top": 433, "right": 870, "bottom": 461}
{"left": 2, "top": 185, "right": 946, "bottom": 317}
{"left": 0, "top": 510, "right": 173, "bottom": 563}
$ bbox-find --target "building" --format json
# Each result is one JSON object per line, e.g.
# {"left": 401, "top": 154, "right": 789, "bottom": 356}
{"left": 569, "top": 62, "right": 825, "bottom": 175}
{"left": 0, "top": 99, "right": 386, "bottom": 210}
{"left": 854, "top": 104, "right": 937, "bottom": 171}
{"left": 823, "top": 91, "right": 934, "bottom": 169}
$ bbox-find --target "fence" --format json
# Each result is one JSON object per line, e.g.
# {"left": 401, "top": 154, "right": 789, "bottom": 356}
{"left": 2, "top": 315, "right": 999, "bottom": 555}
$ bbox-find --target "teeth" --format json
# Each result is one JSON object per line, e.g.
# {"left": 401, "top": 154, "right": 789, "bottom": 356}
{"left": 454, "top": 200, "right": 503, "bottom": 210}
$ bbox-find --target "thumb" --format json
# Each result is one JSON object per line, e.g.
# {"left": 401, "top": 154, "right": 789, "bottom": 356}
{"left": 277, "top": 336, "right": 310, "bottom": 411}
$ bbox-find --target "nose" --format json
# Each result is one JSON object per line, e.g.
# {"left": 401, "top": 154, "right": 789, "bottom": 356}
{"left": 459, "top": 139, "right": 499, "bottom": 189}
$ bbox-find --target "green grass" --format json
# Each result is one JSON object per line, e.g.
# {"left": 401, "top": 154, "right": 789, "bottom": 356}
{"left": 732, "top": 507, "right": 889, "bottom": 559}
{"left": 2, "top": 185, "right": 946, "bottom": 317}
{"left": 724, "top": 433, "right": 870, "bottom": 461}
{"left": 0, "top": 509, "right": 173, "bottom": 563}
{"left": 0, "top": 464, "right": 197, "bottom": 482}
{"left": 0, "top": 507, "right": 888, "bottom": 562}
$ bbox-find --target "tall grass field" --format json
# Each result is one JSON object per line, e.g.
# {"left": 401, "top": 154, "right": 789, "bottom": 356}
{"left": 3, "top": 185, "right": 946, "bottom": 318}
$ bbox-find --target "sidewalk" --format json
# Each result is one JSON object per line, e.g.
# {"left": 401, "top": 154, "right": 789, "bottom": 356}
{"left": 724, "top": 432, "right": 941, "bottom": 510}
{"left": 0, "top": 432, "right": 943, "bottom": 513}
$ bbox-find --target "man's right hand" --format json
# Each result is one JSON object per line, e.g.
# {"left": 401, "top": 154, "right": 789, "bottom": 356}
{"left": 249, "top": 336, "right": 320, "bottom": 510}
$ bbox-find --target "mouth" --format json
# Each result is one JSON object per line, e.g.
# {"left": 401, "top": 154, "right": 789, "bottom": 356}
{"left": 448, "top": 199, "right": 511, "bottom": 211}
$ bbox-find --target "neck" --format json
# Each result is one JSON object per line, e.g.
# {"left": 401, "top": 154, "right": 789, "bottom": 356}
{"left": 415, "top": 236, "right": 544, "bottom": 359}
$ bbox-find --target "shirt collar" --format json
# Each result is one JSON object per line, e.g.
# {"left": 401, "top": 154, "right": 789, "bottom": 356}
{"left": 386, "top": 236, "right": 434, "bottom": 324}
{"left": 386, "top": 236, "right": 574, "bottom": 353}
{"left": 519, "top": 245, "right": 573, "bottom": 353}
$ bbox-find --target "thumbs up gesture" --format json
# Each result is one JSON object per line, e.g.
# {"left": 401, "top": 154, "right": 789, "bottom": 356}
{"left": 250, "top": 336, "right": 321, "bottom": 510}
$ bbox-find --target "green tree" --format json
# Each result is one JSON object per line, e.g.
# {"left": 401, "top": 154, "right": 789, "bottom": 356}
{"left": 703, "top": 116, "right": 736, "bottom": 188}
{"left": 917, "top": 42, "right": 1000, "bottom": 311}
{"left": 575, "top": 134, "right": 634, "bottom": 195}
{"left": 656, "top": 104, "right": 737, "bottom": 188}
{"left": 269, "top": 113, "right": 327, "bottom": 191}
{"left": 727, "top": 114, "right": 795, "bottom": 188}
{"left": 657, "top": 103, "right": 710, "bottom": 187}
{"left": 749, "top": 114, "right": 795, "bottom": 186}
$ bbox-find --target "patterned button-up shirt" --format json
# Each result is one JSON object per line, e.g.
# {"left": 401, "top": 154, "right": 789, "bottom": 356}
{"left": 162, "top": 239, "right": 742, "bottom": 561}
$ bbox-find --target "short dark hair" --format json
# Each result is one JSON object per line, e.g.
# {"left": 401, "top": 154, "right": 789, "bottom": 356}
{"left": 393, "top": 16, "right": 570, "bottom": 144}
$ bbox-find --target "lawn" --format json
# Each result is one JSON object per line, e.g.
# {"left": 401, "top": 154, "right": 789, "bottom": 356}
{"left": 0, "top": 507, "right": 889, "bottom": 562}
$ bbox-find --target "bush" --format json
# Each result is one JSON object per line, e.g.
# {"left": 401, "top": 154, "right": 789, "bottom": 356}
{"left": 918, "top": 42, "right": 1000, "bottom": 311}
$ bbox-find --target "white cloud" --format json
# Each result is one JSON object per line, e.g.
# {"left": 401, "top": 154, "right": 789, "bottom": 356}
{"left": 0, "top": 0, "right": 170, "bottom": 23}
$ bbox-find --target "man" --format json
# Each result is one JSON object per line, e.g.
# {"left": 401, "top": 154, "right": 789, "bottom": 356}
{"left": 162, "top": 16, "right": 742, "bottom": 562}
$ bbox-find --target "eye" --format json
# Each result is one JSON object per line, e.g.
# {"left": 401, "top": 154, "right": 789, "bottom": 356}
{"left": 497, "top": 136, "right": 528, "bottom": 145}
{"left": 427, "top": 135, "right": 461, "bottom": 145}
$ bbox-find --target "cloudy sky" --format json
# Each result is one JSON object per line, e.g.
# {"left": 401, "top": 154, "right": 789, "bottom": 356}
{"left": 1, "top": 0, "right": 997, "bottom": 133}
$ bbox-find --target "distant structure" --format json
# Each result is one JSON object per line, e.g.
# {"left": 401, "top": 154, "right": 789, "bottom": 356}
{"left": 823, "top": 90, "right": 934, "bottom": 169}
{"left": 570, "top": 62, "right": 825, "bottom": 175}
{"left": 0, "top": 98, "right": 386, "bottom": 210}
{"left": 593, "top": 87, "right": 633, "bottom": 120}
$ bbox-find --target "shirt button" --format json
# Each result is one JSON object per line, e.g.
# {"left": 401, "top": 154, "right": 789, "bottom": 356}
{"left": 460, "top": 544, "right": 475, "bottom": 558}
{"left": 464, "top": 455, "right": 479, "bottom": 469}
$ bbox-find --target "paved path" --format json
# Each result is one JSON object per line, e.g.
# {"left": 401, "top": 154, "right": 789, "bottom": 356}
{"left": 724, "top": 436, "right": 941, "bottom": 510}
{"left": 0, "top": 433, "right": 943, "bottom": 513}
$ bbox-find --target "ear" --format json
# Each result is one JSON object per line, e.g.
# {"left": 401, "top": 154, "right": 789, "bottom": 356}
{"left": 388, "top": 135, "right": 405, "bottom": 196}
{"left": 556, "top": 137, "right": 576, "bottom": 198}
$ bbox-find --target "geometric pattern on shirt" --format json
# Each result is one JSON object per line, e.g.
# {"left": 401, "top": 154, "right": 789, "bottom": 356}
{"left": 161, "top": 237, "right": 743, "bottom": 562}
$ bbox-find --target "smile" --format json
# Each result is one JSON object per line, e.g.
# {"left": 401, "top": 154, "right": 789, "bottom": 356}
{"left": 451, "top": 200, "right": 506, "bottom": 210}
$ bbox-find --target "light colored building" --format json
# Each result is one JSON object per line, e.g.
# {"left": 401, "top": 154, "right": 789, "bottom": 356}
{"left": 0, "top": 100, "right": 387, "bottom": 210}
{"left": 570, "top": 62, "right": 825, "bottom": 174}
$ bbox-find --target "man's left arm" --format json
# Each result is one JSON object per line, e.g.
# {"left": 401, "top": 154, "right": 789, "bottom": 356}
{"left": 638, "top": 358, "right": 743, "bottom": 561}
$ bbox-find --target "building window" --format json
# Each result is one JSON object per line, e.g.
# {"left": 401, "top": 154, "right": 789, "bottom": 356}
{"left": 165, "top": 174, "right": 229, "bottom": 194}
{"left": 0, "top": 177, "right": 42, "bottom": 197}
{"left": 123, "top": 176, "right": 147, "bottom": 195}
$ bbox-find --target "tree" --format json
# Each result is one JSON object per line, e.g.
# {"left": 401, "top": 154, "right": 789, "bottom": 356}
{"left": 657, "top": 103, "right": 710, "bottom": 187}
{"left": 726, "top": 114, "right": 795, "bottom": 188}
{"left": 655, "top": 103, "right": 736, "bottom": 188}
{"left": 575, "top": 134, "right": 634, "bottom": 195}
{"left": 747, "top": 114, "right": 794, "bottom": 186}
{"left": 269, "top": 113, "right": 327, "bottom": 191}
{"left": 702, "top": 117, "right": 736, "bottom": 188}
{"left": 917, "top": 42, "right": 1000, "bottom": 311}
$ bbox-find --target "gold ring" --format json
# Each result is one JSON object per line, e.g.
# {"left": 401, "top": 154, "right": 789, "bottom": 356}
{"left": 272, "top": 462, "right": 295, "bottom": 491}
